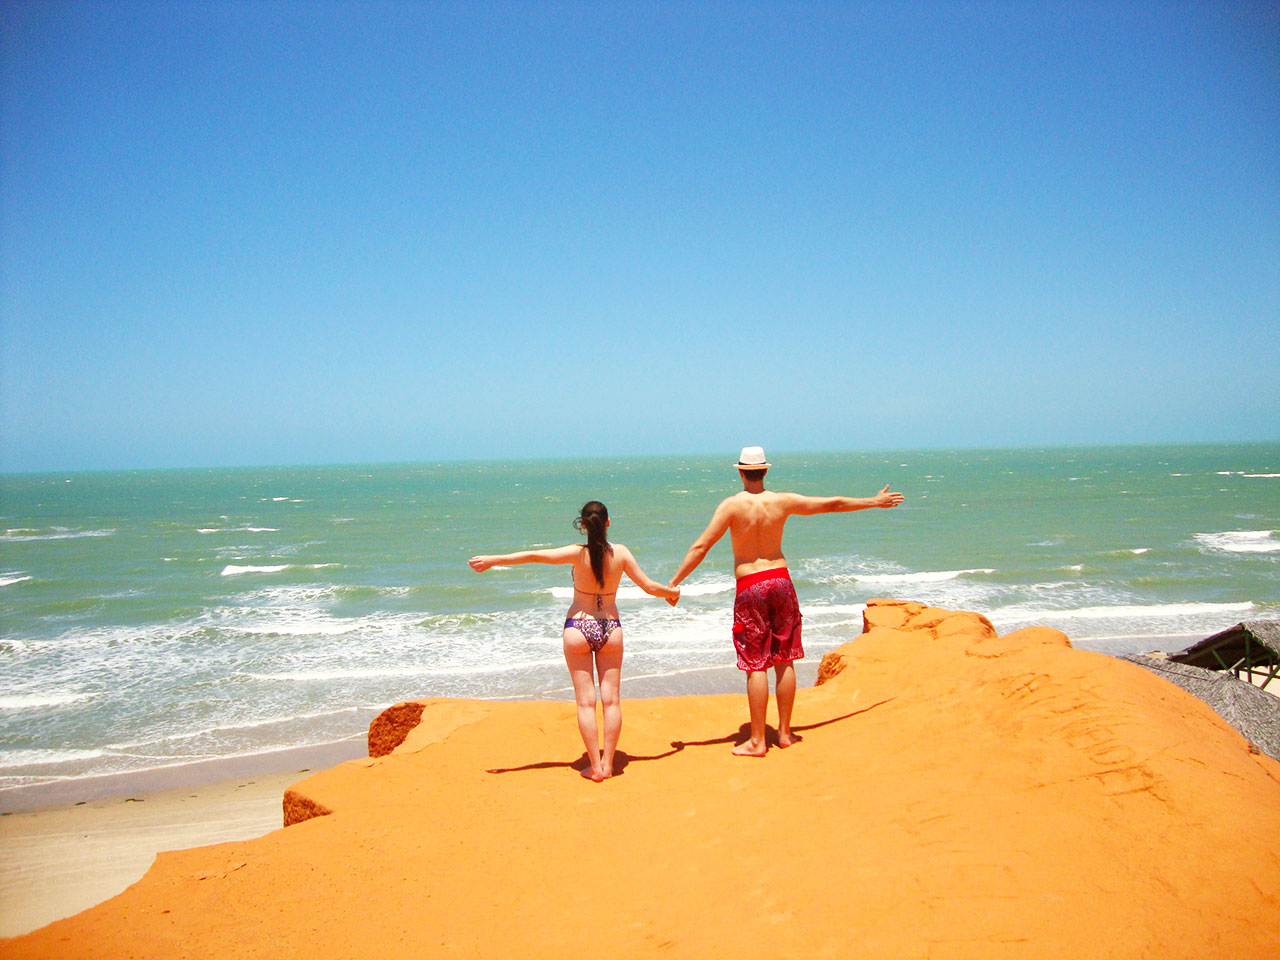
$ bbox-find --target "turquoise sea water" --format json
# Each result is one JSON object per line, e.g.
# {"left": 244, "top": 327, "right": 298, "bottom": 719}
{"left": 1, "top": 443, "right": 1277, "bottom": 792}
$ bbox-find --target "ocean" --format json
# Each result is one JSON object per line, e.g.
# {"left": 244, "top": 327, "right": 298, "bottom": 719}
{"left": 1, "top": 443, "right": 1276, "bottom": 795}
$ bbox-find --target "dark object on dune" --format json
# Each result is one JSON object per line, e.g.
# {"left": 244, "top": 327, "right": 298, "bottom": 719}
{"left": 1167, "top": 620, "right": 1280, "bottom": 689}
{"left": 1124, "top": 653, "right": 1280, "bottom": 762}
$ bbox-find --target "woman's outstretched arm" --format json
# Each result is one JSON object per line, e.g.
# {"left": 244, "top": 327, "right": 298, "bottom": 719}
{"left": 620, "top": 548, "right": 680, "bottom": 604}
{"left": 469, "top": 544, "right": 580, "bottom": 572}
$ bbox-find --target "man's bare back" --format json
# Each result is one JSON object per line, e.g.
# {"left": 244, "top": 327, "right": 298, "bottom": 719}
{"left": 720, "top": 490, "right": 792, "bottom": 578}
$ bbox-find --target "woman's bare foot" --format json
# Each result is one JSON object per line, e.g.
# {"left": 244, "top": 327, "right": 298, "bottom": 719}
{"left": 580, "top": 765, "right": 605, "bottom": 782}
{"left": 732, "top": 739, "right": 768, "bottom": 757}
{"left": 777, "top": 730, "right": 801, "bottom": 748}
{"left": 600, "top": 758, "right": 615, "bottom": 779}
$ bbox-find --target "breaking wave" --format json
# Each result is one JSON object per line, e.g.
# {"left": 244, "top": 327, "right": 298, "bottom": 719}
{"left": 1194, "top": 531, "right": 1279, "bottom": 554}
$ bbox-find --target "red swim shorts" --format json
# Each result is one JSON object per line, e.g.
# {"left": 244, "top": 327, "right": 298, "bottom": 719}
{"left": 732, "top": 567, "right": 804, "bottom": 671}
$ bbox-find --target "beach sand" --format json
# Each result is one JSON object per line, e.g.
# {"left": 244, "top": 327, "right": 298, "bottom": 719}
{"left": 0, "top": 772, "right": 298, "bottom": 937}
{"left": 4, "top": 600, "right": 1279, "bottom": 957}
{"left": 0, "top": 740, "right": 368, "bottom": 938}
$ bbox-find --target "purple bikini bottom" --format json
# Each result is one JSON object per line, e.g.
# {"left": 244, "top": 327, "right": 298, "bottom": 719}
{"left": 564, "top": 617, "right": 621, "bottom": 653}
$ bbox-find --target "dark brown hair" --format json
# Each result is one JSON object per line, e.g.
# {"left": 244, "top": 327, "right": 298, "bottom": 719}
{"left": 573, "top": 500, "right": 610, "bottom": 585}
{"left": 739, "top": 468, "right": 767, "bottom": 483}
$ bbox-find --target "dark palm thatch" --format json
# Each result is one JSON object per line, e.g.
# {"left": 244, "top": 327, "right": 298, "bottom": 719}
{"left": 1167, "top": 620, "right": 1280, "bottom": 688}
{"left": 1124, "top": 654, "right": 1280, "bottom": 762}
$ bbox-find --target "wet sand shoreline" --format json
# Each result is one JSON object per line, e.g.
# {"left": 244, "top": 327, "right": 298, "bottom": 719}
{"left": 1, "top": 768, "right": 308, "bottom": 937}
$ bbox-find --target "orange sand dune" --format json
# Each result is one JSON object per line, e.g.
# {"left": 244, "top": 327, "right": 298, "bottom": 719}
{"left": 5, "top": 600, "right": 1279, "bottom": 959}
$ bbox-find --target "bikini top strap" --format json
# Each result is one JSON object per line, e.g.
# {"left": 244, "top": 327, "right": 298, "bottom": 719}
{"left": 571, "top": 545, "right": 616, "bottom": 596}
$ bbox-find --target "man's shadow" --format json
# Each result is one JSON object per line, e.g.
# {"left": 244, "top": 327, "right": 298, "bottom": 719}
{"left": 486, "top": 698, "right": 894, "bottom": 776}
{"left": 668, "top": 698, "right": 895, "bottom": 751}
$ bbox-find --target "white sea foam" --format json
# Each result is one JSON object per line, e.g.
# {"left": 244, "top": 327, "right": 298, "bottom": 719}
{"left": 0, "top": 692, "right": 93, "bottom": 710}
{"left": 1067, "top": 632, "right": 1202, "bottom": 646}
{"left": 990, "top": 601, "right": 1255, "bottom": 624}
{"left": 198, "top": 526, "right": 279, "bottom": 534}
{"left": 1194, "top": 530, "right": 1280, "bottom": 554}
{"left": 0, "top": 528, "right": 115, "bottom": 542}
{"left": 1243, "top": 473, "right": 1280, "bottom": 479}
{"left": 229, "top": 585, "right": 341, "bottom": 606}
{"left": 1129, "top": 548, "right": 1150, "bottom": 555}
{"left": 0, "top": 747, "right": 106, "bottom": 769}
{"left": 547, "top": 582, "right": 732, "bottom": 600}
{"left": 249, "top": 657, "right": 565, "bottom": 682}
{"left": 205, "top": 604, "right": 431, "bottom": 644}
{"left": 220, "top": 562, "right": 341, "bottom": 576}
{"left": 103, "top": 706, "right": 367, "bottom": 751}
{"left": 17, "top": 617, "right": 212, "bottom": 653}
{"left": 222, "top": 564, "right": 290, "bottom": 576}
{"left": 621, "top": 664, "right": 736, "bottom": 684}
{"left": 0, "top": 573, "right": 32, "bottom": 587}
{"left": 676, "top": 582, "right": 734, "bottom": 596}
{"left": 237, "top": 616, "right": 363, "bottom": 637}
{"left": 805, "top": 603, "right": 872, "bottom": 617}
{"left": 0, "top": 737, "right": 366, "bottom": 783}
{"left": 612, "top": 614, "right": 732, "bottom": 646}
{"left": 851, "top": 569, "right": 995, "bottom": 585}
{"left": 639, "top": 646, "right": 737, "bottom": 659}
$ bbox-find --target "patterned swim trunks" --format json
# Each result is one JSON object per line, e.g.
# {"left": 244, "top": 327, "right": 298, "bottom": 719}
{"left": 732, "top": 568, "right": 803, "bottom": 671}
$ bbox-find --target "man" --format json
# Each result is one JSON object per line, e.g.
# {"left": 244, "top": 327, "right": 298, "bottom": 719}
{"left": 668, "top": 446, "right": 904, "bottom": 756}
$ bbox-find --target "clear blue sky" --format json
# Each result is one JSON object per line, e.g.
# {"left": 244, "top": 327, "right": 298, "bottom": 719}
{"left": 2, "top": 1, "right": 1276, "bottom": 472}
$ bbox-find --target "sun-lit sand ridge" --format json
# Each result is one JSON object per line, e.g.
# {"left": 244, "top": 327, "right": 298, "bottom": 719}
{"left": 4, "top": 599, "right": 1279, "bottom": 959}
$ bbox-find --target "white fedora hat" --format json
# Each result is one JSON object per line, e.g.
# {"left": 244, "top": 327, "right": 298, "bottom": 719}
{"left": 734, "top": 445, "right": 772, "bottom": 469}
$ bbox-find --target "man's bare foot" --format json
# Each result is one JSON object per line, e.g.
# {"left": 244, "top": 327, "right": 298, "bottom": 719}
{"left": 580, "top": 766, "right": 604, "bottom": 782}
{"left": 732, "top": 739, "right": 768, "bottom": 757}
{"left": 777, "top": 731, "right": 801, "bottom": 748}
{"left": 600, "top": 759, "right": 615, "bottom": 779}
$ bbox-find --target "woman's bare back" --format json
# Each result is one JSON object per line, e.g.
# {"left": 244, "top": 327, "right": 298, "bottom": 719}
{"left": 567, "top": 543, "right": 631, "bottom": 619}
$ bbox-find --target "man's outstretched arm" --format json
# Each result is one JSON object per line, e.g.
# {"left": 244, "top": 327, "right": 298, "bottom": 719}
{"left": 669, "top": 502, "right": 732, "bottom": 588}
{"left": 784, "top": 485, "right": 904, "bottom": 516}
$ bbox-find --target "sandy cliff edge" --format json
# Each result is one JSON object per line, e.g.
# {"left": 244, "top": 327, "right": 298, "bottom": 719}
{"left": 4, "top": 598, "right": 1279, "bottom": 959}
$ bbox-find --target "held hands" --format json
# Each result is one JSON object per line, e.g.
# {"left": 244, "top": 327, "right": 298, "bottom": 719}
{"left": 665, "top": 585, "right": 681, "bottom": 607}
{"left": 468, "top": 556, "right": 495, "bottom": 572}
{"left": 874, "top": 485, "right": 905, "bottom": 509}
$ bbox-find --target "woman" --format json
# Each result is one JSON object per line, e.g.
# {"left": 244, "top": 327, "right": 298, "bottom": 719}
{"left": 469, "top": 500, "right": 679, "bottom": 782}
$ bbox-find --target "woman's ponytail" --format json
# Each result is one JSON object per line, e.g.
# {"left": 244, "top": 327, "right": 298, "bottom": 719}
{"left": 573, "top": 501, "right": 610, "bottom": 586}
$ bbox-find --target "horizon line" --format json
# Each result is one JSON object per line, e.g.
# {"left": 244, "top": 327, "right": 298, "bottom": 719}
{"left": 3, "top": 437, "right": 1278, "bottom": 479}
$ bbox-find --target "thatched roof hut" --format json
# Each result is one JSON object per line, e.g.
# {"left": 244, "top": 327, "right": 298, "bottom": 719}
{"left": 1167, "top": 620, "right": 1280, "bottom": 690}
